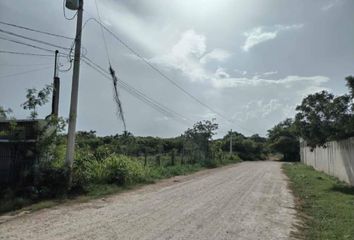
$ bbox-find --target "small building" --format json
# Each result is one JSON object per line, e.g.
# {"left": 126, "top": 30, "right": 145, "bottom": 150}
{"left": 0, "top": 119, "right": 46, "bottom": 187}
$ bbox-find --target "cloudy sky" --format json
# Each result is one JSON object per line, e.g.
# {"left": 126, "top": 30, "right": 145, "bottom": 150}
{"left": 0, "top": 0, "right": 353, "bottom": 138}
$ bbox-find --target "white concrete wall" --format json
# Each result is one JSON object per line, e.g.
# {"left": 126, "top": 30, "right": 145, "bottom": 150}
{"left": 300, "top": 137, "right": 354, "bottom": 186}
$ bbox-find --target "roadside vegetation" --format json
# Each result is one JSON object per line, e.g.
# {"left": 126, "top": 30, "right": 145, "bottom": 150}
{"left": 284, "top": 163, "right": 354, "bottom": 240}
{"left": 0, "top": 87, "right": 253, "bottom": 214}
{"left": 1, "top": 76, "right": 353, "bottom": 215}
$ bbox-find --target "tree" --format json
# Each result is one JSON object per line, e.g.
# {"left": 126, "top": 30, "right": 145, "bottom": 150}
{"left": 22, "top": 85, "right": 53, "bottom": 119}
{"left": 183, "top": 120, "right": 218, "bottom": 165}
{"left": 346, "top": 76, "right": 354, "bottom": 98}
{"left": 0, "top": 106, "right": 12, "bottom": 120}
{"left": 267, "top": 118, "right": 299, "bottom": 161}
{"left": 294, "top": 78, "right": 354, "bottom": 148}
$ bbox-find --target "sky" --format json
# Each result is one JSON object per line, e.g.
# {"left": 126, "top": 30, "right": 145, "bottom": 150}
{"left": 0, "top": 0, "right": 353, "bottom": 138}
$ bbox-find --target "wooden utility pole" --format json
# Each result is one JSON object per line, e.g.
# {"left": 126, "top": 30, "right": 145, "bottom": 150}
{"left": 51, "top": 50, "right": 60, "bottom": 117}
{"left": 230, "top": 129, "right": 233, "bottom": 154}
{"left": 65, "top": 0, "right": 83, "bottom": 187}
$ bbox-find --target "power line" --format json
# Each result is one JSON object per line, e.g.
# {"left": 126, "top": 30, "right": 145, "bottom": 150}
{"left": 0, "top": 66, "right": 52, "bottom": 79}
{"left": 0, "top": 36, "right": 82, "bottom": 74}
{"left": 0, "top": 36, "right": 65, "bottom": 54}
{"left": 0, "top": 63, "right": 52, "bottom": 67}
{"left": 0, "top": 20, "right": 74, "bottom": 40}
{"left": 82, "top": 57, "right": 191, "bottom": 125}
{"left": 0, "top": 28, "right": 70, "bottom": 50}
{"left": 82, "top": 17, "right": 255, "bottom": 133}
{"left": 0, "top": 50, "right": 55, "bottom": 57}
{"left": 94, "top": 0, "right": 111, "bottom": 64}
{"left": 84, "top": 18, "right": 225, "bottom": 116}
{"left": 82, "top": 57, "right": 192, "bottom": 125}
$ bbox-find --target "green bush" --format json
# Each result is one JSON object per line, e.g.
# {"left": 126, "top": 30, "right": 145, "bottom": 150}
{"left": 86, "top": 155, "right": 147, "bottom": 185}
{"left": 35, "top": 165, "right": 67, "bottom": 198}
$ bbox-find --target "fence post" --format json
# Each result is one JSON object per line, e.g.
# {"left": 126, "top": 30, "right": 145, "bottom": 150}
{"left": 156, "top": 155, "right": 161, "bottom": 166}
{"left": 171, "top": 149, "right": 175, "bottom": 166}
{"left": 144, "top": 149, "right": 147, "bottom": 167}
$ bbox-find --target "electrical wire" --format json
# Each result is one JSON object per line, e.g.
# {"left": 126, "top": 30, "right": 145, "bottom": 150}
{"left": 63, "top": 0, "right": 78, "bottom": 20}
{"left": 0, "top": 66, "right": 52, "bottom": 79}
{"left": 82, "top": 16, "right": 256, "bottom": 134}
{"left": 58, "top": 57, "right": 73, "bottom": 72}
{"left": 82, "top": 57, "right": 192, "bottom": 125}
{"left": 82, "top": 57, "right": 190, "bottom": 125}
{"left": 80, "top": 17, "right": 251, "bottom": 129}
{"left": 0, "top": 29, "right": 70, "bottom": 50}
{"left": 0, "top": 36, "right": 68, "bottom": 55}
{"left": 0, "top": 20, "right": 74, "bottom": 40}
{"left": 94, "top": 0, "right": 111, "bottom": 64}
{"left": 0, "top": 63, "right": 52, "bottom": 67}
{"left": 0, "top": 50, "right": 55, "bottom": 57}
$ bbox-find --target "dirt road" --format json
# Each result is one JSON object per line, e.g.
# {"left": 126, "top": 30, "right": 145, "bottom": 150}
{"left": 0, "top": 162, "right": 297, "bottom": 240}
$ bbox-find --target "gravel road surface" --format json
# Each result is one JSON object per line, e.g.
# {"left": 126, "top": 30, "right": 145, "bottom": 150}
{"left": 0, "top": 161, "right": 297, "bottom": 240}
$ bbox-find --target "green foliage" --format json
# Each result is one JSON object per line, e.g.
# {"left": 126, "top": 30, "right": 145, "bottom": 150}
{"left": 88, "top": 155, "right": 147, "bottom": 185}
{"left": 22, "top": 84, "right": 53, "bottom": 119}
{"left": 284, "top": 163, "right": 354, "bottom": 240}
{"left": 267, "top": 118, "right": 299, "bottom": 161}
{"left": 183, "top": 119, "right": 218, "bottom": 164}
{"left": 294, "top": 77, "right": 354, "bottom": 148}
{"left": 221, "top": 131, "right": 268, "bottom": 161}
{"left": 0, "top": 106, "right": 12, "bottom": 120}
{"left": 346, "top": 76, "right": 354, "bottom": 98}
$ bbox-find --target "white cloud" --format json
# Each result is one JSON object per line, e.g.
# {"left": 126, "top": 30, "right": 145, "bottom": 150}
{"left": 151, "top": 29, "right": 328, "bottom": 95}
{"left": 262, "top": 71, "right": 278, "bottom": 76}
{"left": 321, "top": 0, "right": 345, "bottom": 11}
{"left": 236, "top": 99, "right": 286, "bottom": 121}
{"left": 212, "top": 75, "right": 329, "bottom": 88}
{"left": 170, "top": 29, "right": 206, "bottom": 59}
{"left": 234, "top": 69, "right": 248, "bottom": 76}
{"left": 242, "top": 24, "right": 303, "bottom": 51}
{"left": 214, "top": 67, "right": 230, "bottom": 78}
{"left": 151, "top": 29, "right": 230, "bottom": 82}
{"left": 148, "top": 28, "right": 329, "bottom": 135}
{"left": 200, "top": 48, "right": 231, "bottom": 64}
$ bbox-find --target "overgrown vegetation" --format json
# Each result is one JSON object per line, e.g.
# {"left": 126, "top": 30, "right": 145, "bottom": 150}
{"left": 2, "top": 86, "right": 257, "bottom": 213}
{"left": 267, "top": 118, "right": 299, "bottom": 161}
{"left": 283, "top": 163, "right": 354, "bottom": 240}
{"left": 295, "top": 76, "right": 354, "bottom": 148}
{"left": 267, "top": 76, "right": 354, "bottom": 159}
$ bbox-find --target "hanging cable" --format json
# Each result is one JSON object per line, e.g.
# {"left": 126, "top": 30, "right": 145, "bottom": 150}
{"left": 109, "top": 66, "right": 126, "bottom": 130}
{"left": 94, "top": 0, "right": 111, "bottom": 64}
{"left": 0, "top": 29, "right": 70, "bottom": 50}
{"left": 83, "top": 59, "right": 190, "bottom": 126}
{"left": 0, "top": 66, "right": 52, "bottom": 79}
{"left": 0, "top": 36, "right": 69, "bottom": 55}
{"left": 63, "top": 0, "right": 78, "bottom": 20}
{"left": 82, "top": 57, "right": 192, "bottom": 125}
{"left": 0, "top": 63, "right": 52, "bottom": 67}
{"left": 0, "top": 50, "right": 55, "bottom": 57}
{"left": 80, "top": 17, "right": 254, "bottom": 133}
{"left": 92, "top": 0, "right": 128, "bottom": 129}
{"left": 0, "top": 20, "right": 74, "bottom": 40}
{"left": 84, "top": 18, "right": 230, "bottom": 122}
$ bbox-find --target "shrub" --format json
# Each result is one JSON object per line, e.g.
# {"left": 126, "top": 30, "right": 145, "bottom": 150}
{"left": 86, "top": 155, "right": 147, "bottom": 185}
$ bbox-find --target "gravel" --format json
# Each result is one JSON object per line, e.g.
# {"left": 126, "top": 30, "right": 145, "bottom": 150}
{"left": 0, "top": 161, "right": 297, "bottom": 240}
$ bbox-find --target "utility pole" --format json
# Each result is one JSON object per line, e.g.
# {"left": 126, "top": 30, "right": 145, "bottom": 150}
{"left": 65, "top": 0, "right": 83, "bottom": 188}
{"left": 229, "top": 129, "right": 233, "bottom": 154}
{"left": 51, "top": 50, "right": 60, "bottom": 117}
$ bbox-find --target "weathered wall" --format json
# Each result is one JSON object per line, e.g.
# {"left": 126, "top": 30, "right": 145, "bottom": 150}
{"left": 300, "top": 137, "right": 354, "bottom": 186}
